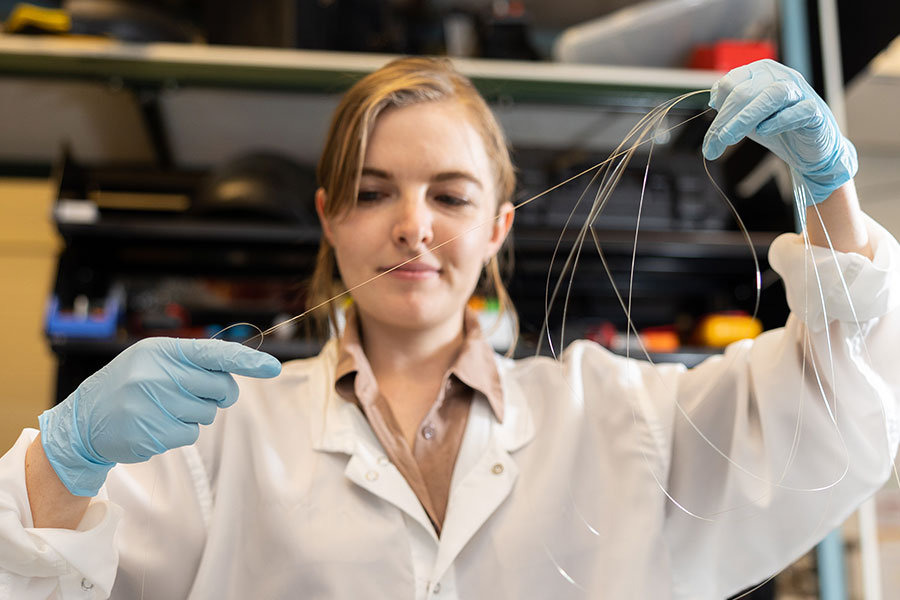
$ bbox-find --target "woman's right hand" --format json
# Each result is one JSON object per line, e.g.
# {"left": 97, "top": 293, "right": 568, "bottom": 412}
{"left": 37, "top": 337, "right": 281, "bottom": 497}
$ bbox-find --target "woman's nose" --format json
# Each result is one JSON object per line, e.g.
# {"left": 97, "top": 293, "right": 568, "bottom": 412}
{"left": 392, "top": 195, "right": 434, "bottom": 250}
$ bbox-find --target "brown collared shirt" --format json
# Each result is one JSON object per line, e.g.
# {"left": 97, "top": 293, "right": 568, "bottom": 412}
{"left": 334, "top": 307, "right": 503, "bottom": 535}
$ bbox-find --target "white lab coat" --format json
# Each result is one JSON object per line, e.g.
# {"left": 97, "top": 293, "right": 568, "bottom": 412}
{"left": 2, "top": 219, "right": 900, "bottom": 600}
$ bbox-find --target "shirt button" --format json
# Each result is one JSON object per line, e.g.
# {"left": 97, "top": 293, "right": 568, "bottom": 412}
{"left": 491, "top": 463, "right": 504, "bottom": 475}
{"left": 366, "top": 470, "right": 379, "bottom": 481}
{"left": 421, "top": 424, "right": 435, "bottom": 440}
{"left": 432, "top": 582, "right": 442, "bottom": 594}
{"left": 81, "top": 578, "right": 94, "bottom": 591}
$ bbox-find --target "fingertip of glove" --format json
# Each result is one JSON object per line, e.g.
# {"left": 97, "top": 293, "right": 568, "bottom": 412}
{"left": 234, "top": 347, "right": 282, "bottom": 379}
{"left": 701, "top": 135, "right": 722, "bottom": 161}
{"left": 253, "top": 353, "right": 282, "bottom": 379}
{"left": 217, "top": 395, "right": 238, "bottom": 409}
{"left": 180, "top": 338, "right": 281, "bottom": 378}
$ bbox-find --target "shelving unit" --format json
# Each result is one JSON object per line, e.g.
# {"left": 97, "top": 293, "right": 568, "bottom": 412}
{"left": 0, "top": 34, "right": 719, "bottom": 169}
{"left": 0, "top": 35, "right": 794, "bottom": 404}
{"left": 0, "top": 35, "right": 718, "bottom": 103}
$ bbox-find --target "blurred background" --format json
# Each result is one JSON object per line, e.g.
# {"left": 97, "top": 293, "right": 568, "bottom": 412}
{"left": 0, "top": 1, "right": 898, "bottom": 597}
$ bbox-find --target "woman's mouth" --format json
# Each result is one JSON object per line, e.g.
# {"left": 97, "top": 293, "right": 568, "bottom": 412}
{"left": 380, "top": 260, "right": 441, "bottom": 280}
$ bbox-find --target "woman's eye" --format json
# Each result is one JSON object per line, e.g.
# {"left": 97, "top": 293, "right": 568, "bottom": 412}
{"left": 434, "top": 194, "right": 470, "bottom": 207}
{"left": 357, "top": 190, "right": 383, "bottom": 203}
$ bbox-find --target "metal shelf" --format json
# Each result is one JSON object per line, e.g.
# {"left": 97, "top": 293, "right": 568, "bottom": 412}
{"left": 53, "top": 212, "right": 778, "bottom": 259}
{"left": 513, "top": 227, "right": 779, "bottom": 259}
{"left": 55, "top": 212, "right": 322, "bottom": 244}
{"left": 0, "top": 35, "right": 718, "bottom": 167}
{"left": 512, "top": 342, "right": 721, "bottom": 368}
{"left": 611, "top": 347, "right": 721, "bottom": 368}
{"left": 49, "top": 336, "right": 321, "bottom": 362}
{"left": 0, "top": 35, "right": 718, "bottom": 106}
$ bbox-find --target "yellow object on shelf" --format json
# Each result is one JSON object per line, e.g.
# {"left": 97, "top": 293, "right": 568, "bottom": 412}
{"left": 5, "top": 4, "right": 71, "bottom": 34}
{"left": 695, "top": 313, "right": 763, "bottom": 348}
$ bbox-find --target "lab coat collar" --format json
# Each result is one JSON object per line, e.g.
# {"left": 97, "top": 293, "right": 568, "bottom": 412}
{"left": 311, "top": 339, "right": 438, "bottom": 537}
{"left": 490, "top": 355, "right": 535, "bottom": 452}
{"left": 333, "top": 305, "right": 505, "bottom": 423}
{"left": 310, "top": 340, "right": 537, "bottom": 556}
{"left": 430, "top": 356, "right": 534, "bottom": 581}
{"left": 310, "top": 341, "right": 534, "bottom": 454}
{"left": 309, "top": 339, "right": 364, "bottom": 455}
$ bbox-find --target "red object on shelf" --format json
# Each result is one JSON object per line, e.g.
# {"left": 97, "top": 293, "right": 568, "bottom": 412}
{"left": 585, "top": 321, "right": 617, "bottom": 348}
{"left": 688, "top": 40, "right": 777, "bottom": 71}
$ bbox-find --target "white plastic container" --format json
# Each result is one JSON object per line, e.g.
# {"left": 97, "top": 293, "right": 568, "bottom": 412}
{"left": 553, "top": 0, "right": 775, "bottom": 68}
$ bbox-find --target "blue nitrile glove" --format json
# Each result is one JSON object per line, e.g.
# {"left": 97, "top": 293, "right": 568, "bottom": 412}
{"left": 38, "top": 337, "right": 281, "bottom": 497}
{"left": 702, "top": 59, "right": 858, "bottom": 205}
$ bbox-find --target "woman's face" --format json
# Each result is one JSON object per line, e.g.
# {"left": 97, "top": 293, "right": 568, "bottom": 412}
{"left": 318, "top": 100, "right": 513, "bottom": 335}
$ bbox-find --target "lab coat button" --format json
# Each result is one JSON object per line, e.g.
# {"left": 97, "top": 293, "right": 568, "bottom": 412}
{"left": 81, "top": 578, "right": 94, "bottom": 591}
{"left": 422, "top": 425, "right": 435, "bottom": 440}
{"left": 377, "top": 456, "right": 390, "bottom": 466}
{"left": 491, "top": 463, "right": 504, "bottom": 475}
{"left": 366, "top": 470, "right": 379, "bottom": 481}
{"left": 432, "top": 582, "right": 441, "bottom": 594}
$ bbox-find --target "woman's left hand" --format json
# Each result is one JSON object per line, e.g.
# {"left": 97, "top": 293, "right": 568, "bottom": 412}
{"left": 702, "top": 59, "right": 858, "bottom": 206}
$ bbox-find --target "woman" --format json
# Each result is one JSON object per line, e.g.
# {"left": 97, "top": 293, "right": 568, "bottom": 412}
{"left": 1, "top": 57, "right": 898, "bottom": 599}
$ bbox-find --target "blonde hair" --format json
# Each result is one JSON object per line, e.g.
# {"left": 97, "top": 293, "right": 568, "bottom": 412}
{"left": 309, "top": 56, "right": 518, "bottom": 348}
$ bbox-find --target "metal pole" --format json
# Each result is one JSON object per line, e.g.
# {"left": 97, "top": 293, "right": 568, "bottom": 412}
{"left": 816, "top": 2, "right": 882, "bottom": 599}
{"left": 817, "top": 0, "right": 846, "bottom": 127}
{"left": 779, "top": 0, "right": 813, "bottom": 79}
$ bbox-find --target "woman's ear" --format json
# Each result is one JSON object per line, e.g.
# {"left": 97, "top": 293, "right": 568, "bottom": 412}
{"left": 486, "top": 201, "right": 515, "bottom": 256}
{"left": 315, "top": 188, "right": 334, "bottom": 244}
